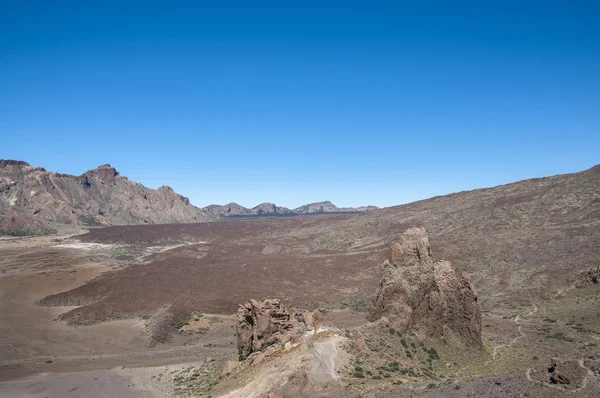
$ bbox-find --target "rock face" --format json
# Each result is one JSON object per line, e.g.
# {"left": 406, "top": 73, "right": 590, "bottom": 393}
{"left": 236, "top": 299, "right": 331, "bottom": 361}
{"left": 0, "top": 159, "right": 214, "bottom": 234}
{"left": 368, "top": 227, "right": 482, "bottom": 347}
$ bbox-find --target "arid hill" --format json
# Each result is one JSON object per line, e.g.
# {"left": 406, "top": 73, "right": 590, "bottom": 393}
{"left": 0, "top": 160, "right": 380, "bottom": 235}
{"left": 292, "top": 200, "right": 378, "bottom": 214}
{"left": 40, "top": 165, "right": 600, "bottom": 324}
{"left": 203, "top": 200, "right": 377, "bottom": 218}
{"left": 0, "top": 159, "right": 214, "bottom": 234}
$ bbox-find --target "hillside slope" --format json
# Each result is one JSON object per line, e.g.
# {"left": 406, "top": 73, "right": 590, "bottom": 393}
{"left": 278, "top": 164, "right": 600, "bottom": 308}
{"left": 47, "top": 164, "right": 600, "bottom": 322}
{"left": 0, "top": 160, "right": 213, "bottom": 234}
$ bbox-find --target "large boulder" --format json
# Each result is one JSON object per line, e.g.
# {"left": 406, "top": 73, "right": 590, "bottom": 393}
{"left": 368, "top": 227, "right": 482, "bottom": 347}
{"left": 236, "top": 299, "right": 331, "bottom": 361}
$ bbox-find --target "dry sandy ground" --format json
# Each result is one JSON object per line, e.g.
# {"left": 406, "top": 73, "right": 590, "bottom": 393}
{"left": 0, "top": 234, "right": 236, "bottom": 397}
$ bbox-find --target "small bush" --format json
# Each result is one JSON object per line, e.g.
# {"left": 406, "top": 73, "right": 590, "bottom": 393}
{"left": 427, "top": 347, "right": 440, "bottom": 359}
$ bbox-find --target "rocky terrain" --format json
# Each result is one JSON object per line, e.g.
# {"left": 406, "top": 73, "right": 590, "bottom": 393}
{"left": 0, "top": 160, "right": 214, "bottom": 234}
{"left": 0, "top": 160, "right": 379, "bottom": 235}
{"left": 236, "top": 299, "right": 332, "bottom": 362}
{"left": 1, "top": 164, "right": 599, "bottom": 397}
{"left": 368, "top": 228, "right": 482, "bottom": 347}
{"left": 203, "top": 200, "right": 378, "bottom": 218}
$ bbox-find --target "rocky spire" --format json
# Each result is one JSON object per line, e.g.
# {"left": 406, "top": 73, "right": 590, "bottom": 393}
{"left": 368, "top": 227, "right": 482, "bottom": 347}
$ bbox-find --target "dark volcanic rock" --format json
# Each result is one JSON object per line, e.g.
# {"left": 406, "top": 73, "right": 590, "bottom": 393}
{"left": 580, "top": 266, "right": 599, "bottom": 285}
{"left": 368, "top": 227, "right": 482, "bottom": 347}
{"left": 236, "top": 299, "right": 331, "bottom": 362}
{"left": 548, "top": 358, "right": 571, "bottom": 385}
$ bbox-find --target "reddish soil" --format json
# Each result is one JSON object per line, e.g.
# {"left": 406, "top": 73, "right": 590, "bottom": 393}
{"left": 43, "top": 218, "right": 388, "bottom": 323}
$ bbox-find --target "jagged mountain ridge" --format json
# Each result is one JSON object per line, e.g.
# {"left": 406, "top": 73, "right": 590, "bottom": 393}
{"left": 203, "top": 200, "right": 378, "bottom": 217}
{"left": 0, "top": 159, "right": 214, "bottom": 234}
{"left": 0, "top": 159, "right": 379, "bottom": 235}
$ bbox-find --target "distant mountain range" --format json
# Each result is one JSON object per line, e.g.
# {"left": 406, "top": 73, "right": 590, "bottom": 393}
{"left": 202, "top": 201, "right": 378, "bottom": 218}
{"left": 0, "top": 160, "right": 377, "bottom": 235}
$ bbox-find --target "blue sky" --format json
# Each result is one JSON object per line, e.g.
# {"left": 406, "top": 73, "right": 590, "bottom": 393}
{"left": 1, "top": 1, "right": 599, "bottom": 208}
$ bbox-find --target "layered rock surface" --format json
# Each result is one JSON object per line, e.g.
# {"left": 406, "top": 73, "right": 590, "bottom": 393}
{"left": 368, "top": 227, "right": 482, "bottom": 347}
{"left": 236, "top": 299, "right": 331, "bottom": 361}
{"left": 0, "top": 160, "right": 214, "bottom": 233}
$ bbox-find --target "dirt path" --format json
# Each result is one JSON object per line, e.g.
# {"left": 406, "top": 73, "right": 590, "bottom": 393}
{"left": 487, "top": 303, "right": 536, "bottom": 363}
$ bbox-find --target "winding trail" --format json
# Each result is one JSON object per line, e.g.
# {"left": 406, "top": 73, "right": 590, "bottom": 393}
{"left": 488, "top": 304, "right": 535, "bottom": 363}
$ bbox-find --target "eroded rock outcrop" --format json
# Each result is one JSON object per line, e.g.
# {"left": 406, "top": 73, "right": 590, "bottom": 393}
{"left": 578, "top": 266, "right": 599, "bottom": 286}
{"left": 548, "top": 358, "right": 571, "bottom": 385}
{"left": 236, "top": 299, "right": 332, "bottom": 361}
{"left": 368, "top": 227, "right": 482, "bottom": 347}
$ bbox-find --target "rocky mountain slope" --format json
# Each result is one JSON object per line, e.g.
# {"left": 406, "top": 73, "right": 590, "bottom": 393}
{"left": 204, "top": 200, "right": 378, "bottom": 217}
{"left": 203, "top": 202, "right": 293, "bottom": 217}
{"left": 0, "top": 160, "right": 213, "bottom": 234}
{"left": 292, "top": 200, "right": 378, "bottom": 214}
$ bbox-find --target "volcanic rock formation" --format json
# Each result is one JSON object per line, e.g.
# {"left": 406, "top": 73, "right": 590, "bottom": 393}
{"left": 236, "top": 299, "right": 332, "bottom": 362}
{"left": 368, "top": 227, "right": 482, "bottom": 347}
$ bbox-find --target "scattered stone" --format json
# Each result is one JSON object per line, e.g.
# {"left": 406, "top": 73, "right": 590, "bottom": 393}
{"left": 548, "top": 358, "right": 571, "bottom": 385}
{"left": 577, "top": 266, "right": 600, "bottom": 287}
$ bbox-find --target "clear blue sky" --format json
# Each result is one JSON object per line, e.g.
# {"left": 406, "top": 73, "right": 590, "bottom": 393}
{"left": 1, "top": 1, "right": 599, "bottom": 208}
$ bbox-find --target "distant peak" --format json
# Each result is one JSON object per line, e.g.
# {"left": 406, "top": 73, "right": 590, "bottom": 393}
{"left": 83, "top": 164, "right": 120, "bottom": 179}
{"left": 252, "top": 202, "right": 275, "bottom": 208}
{"left": 0, "top": 159, "right": 31, "bottom": 168}
{"left": 312, "top": 200, "right": 336, "bottom": 207}
{"left": 304, "top": 200, "right": 334, "bottom": 206}
{"left": 589, "top": 164, "right": 600, "bottom": 173}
